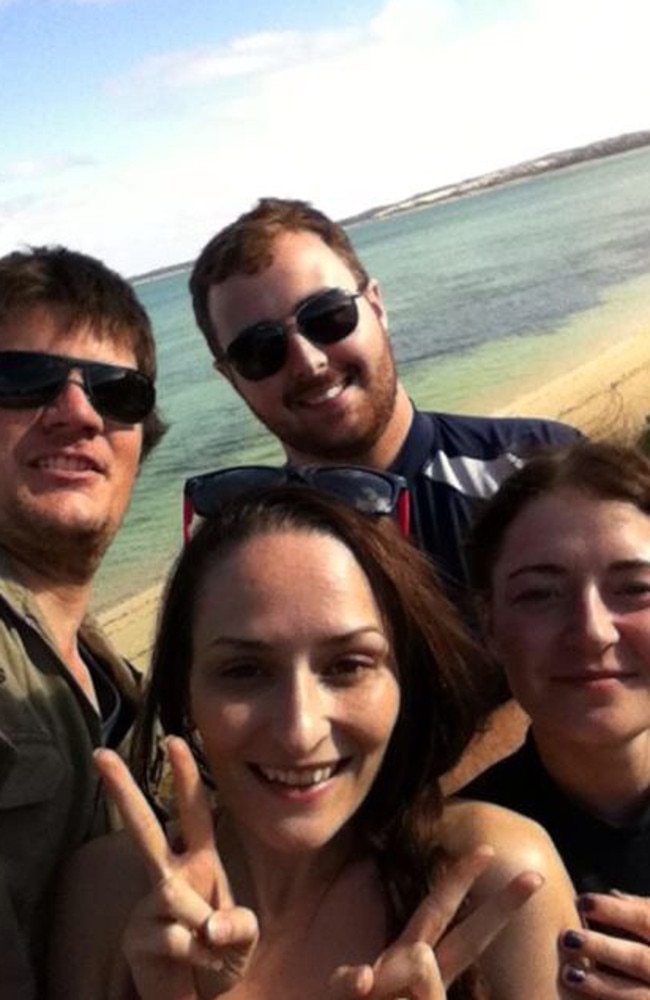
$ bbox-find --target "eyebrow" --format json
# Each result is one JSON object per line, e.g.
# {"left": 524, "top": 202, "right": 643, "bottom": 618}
{"left": 207, "top": 626, "right": 387, "bottom": 650}
{"left": 610, "top": 559, "right": 650, "bottom": 572}
{"left": 236, "top": 287, "right": 333, "bottom": 333}
{"left": 506, "top": 564, "right": 565, "bottom": 581}
{"left": 506, "top": 558, "right": 650, "bottom": 581}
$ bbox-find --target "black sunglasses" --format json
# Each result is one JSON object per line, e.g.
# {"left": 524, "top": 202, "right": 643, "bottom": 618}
{"left": 183, "top": 464, "right": 410, "bottom": 542}
{"left": 0, "top": 351, "right": 155, "bottom": 424}
{"left": 224, "top": 286, "right": 366, "bottom": 381}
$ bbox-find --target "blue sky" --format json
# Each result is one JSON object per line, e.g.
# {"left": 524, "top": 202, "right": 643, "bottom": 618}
{"left": 1, "top": 0, "right": 648, "bottom": 275}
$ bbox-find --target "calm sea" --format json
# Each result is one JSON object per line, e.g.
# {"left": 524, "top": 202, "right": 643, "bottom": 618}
{"left": 93, "top": 145, "right": 650, "bottom": 609}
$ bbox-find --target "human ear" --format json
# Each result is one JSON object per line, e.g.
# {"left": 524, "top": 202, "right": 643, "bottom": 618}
{"left": 364, "top": 278, "right": 388, "bottom": 330}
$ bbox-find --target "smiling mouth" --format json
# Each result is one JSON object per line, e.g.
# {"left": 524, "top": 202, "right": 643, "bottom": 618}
{"left": 252, "top": 761, "right": 347, "bottom": 788}
{"left": 33, "top": 454, "right": 101, "bottom": 474}
{"left": 290, "top": 374, "right": 354, "bottom": 409}
{"left": 556, "top": 672, "right": 635, "bottom": 684}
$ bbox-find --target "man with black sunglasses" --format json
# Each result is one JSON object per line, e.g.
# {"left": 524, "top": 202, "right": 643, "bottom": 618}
{"left": 189, "top": 197, "right": 580, "bottom": 610}
{"left": 0, "top": 245, "right": 166, "bottom": 999}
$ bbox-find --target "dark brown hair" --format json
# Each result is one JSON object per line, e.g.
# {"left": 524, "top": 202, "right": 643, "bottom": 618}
{"left": 131, "top": 485, "right": 492, "bottom": 933}
{"left": 468, "top": 440, "right": 650, "bottom": 594}
{"left": 189, "top": 197, "right": 370, "bottom": 358}
{"left": 0, "top": 245, "right": 167, "bottom": 458}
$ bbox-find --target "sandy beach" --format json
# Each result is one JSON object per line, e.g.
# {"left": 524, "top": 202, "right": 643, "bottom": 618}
{"left": 98, "top": 325, "right": 650, "bottom": 673}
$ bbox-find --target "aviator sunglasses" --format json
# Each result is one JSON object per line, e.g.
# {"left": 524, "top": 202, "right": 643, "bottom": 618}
{"left": 224, "top": 285, "right": 367, "bottom": 381}
{"left": 0, "top": 351, "right": 155, "bottom": 424}
{"left": 183, "top": 465, "right": 410, "bottom": 543}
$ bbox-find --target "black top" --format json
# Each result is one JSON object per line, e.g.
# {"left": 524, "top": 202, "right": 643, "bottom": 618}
{"left": 463, "top": 731, "right": 650, "bottom": 895}
{"left": 81, "top": 643, "right": 137, "bottom": 748}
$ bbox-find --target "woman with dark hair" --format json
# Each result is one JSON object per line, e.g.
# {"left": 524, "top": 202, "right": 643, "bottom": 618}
{"left": 50, "top": 487, "right": 576, "bottom": 1000}
{"left": 464, "top": 440, "right": 650, "bottom": 996}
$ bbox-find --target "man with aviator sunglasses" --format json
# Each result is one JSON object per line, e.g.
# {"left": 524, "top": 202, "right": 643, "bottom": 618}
{"left": 190, "top": 197, "right": 581, "bottom": 610}
{"left": 0, "top": 245, "right": 166, "bottom": 999}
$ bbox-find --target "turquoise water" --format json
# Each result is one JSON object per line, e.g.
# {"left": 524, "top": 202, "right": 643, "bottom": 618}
{"left": 92, "top": 146, "right": 650, "bottom": 609}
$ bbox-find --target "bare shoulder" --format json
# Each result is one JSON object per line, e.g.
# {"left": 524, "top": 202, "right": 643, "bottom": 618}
{"left": 438, "top": 796, "right": 573, "bottom": 889}
{"left": 437, "top": 799, "right": 578, "bottom": 999}
{"left": 48, "top": 831, "right": 149, "bottom": 1000}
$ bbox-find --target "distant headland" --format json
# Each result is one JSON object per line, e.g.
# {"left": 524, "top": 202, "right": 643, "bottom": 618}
{"left": 130, "top": 129, "right": 650, "bottom": 282}
{"left": 340, "top": 129, "right": 650, "bottom": 226}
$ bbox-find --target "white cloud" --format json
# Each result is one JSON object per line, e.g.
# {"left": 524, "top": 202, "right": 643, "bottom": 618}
{"left": 3, "top": 0, "right": 650, "bottom": 273}
{"left": 370, "top": 0, "right": 458, "bottom": 42}
{"left": 0, "top": 154, "right": 95, "bottom": 183}
{"left": 106, "top": 27, "right": 363, "bottom": 96}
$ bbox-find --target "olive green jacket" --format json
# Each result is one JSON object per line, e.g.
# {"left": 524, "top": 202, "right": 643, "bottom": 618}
{"left": 0, "top": 550, "right": 141, "bottom": 999}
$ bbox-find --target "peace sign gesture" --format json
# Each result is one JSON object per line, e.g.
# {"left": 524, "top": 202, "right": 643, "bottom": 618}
{"left": 329, "top": 846, "right": 544, "bottom": 999}
{"left": 95, "top": 737, "right": 259, "bottom": 1000}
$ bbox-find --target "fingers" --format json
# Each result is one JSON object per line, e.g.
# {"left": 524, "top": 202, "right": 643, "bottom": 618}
{"left": 560, "top": 893, "right": 650, "bottom": 997}
{"left": 154, "top": 874, "right": 218, "bottom": 936}
{"left": 95, "top": 748, "right": 171, "bottom": 882}
{"left": 399, "top": 845, "right": 497, "bottom": 947}
{"left": 560, "top": 926, "right": 650, "bottom": 991}
{"left": 204, "top": 907, "right": 259, "bottom": 955}
{"left": 436, "top": 869, "right": 544, "bottom": 983}
{"left": 372, "top": 941, "right": 445, "bottom": 999}
{"left": 328, "top": 965, "right": 373, "bottom": 999}
{"left": 579, "top": 891, "right": 650, "bottom": 943}
{"left": 561, "top": 959, "right": 650, "bottom": 999}
{"left": 123, "top": 875, "right": 222, "bottom": 981}
{"left": 331, "top": 846, "right": 541, "bottom": 999}
{"left": 330, "top": 945, "right": 445, "bottom": 1000}
{"left": 166, "top": 738, "right": 214, "bottom": 856}
{"left": 165, "top": 738, "right": 232, "bottom": 904}
{"left": 125, "top": 877, "right": 259, "bottom": 978}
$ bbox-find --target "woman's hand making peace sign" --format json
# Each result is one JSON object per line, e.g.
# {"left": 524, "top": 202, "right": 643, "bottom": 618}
{"left": 96, "top": 737, "right": 543, "bottom": 1000}
{"left": 95, "top": 737, "right": 259, "bottom": 1000}
{"left": 329, "top": 846, "right": 543, "bottom": 999}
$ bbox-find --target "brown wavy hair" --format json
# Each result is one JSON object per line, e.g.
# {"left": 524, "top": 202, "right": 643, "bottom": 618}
{"left": 189, "top": 197, "right": 370, "bottom": 359}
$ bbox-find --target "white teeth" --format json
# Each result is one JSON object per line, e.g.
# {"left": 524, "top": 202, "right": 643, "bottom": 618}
{"left": 321, "top": 384, "right": 343, "bottom": 400}
{"left": 258, "top": 764, "right": 337, "bottom": 787}
{"left": 302, "top": 383, "right": 344, "bottom": 405}
{"left": 37, "top": 455, "right": 95, "bottom": 472}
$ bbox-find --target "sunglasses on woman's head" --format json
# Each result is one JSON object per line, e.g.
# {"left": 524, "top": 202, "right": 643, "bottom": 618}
{"left": 0, "top": 351, "right": 155, "bottom": 424}
{"left": 183, "top": 465, "right": 410, "bottom": 542}
{"left": 224, "top": 285, "right": 367, "bottom": 382}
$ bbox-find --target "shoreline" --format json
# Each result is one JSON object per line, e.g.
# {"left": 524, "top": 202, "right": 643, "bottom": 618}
{"left": 98, "top": 323, "right": 650, "bottom": 670}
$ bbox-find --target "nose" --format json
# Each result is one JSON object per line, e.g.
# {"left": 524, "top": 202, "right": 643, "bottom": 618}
{"left": 569, "top": 586, "right": 619, "bottom": 651}
{"left": 40, "top": 376, "right": 104, "bottom": 433}
{"left": 271, "top": 669, "right": 330, "bottom": 756}
{"left": 284, "top": 325, "right": 329, "bottom": 379}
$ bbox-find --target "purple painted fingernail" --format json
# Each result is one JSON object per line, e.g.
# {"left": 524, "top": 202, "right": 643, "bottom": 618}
{"left": 577, "top": 895, "right": 595, "bottom": 913}
{"left": 564, "top": 965, "right": 586, "bottom": 985}
{"left": 562, "top": 930, "right": 583, "bottom": 949}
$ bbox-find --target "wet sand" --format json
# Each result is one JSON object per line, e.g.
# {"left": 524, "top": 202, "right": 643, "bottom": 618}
{"left": 496, "top": 327, "right": 650, "bottom": 439}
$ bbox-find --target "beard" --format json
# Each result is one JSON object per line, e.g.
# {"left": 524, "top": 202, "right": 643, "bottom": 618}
{"left": 0, "top": 501, "right": 116, "bottom": 584}
{"left": 250, "top": 335, "right": 400, "bottom": 465}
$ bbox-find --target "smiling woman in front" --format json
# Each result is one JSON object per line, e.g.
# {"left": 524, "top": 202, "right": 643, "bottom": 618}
{"left": 49, "top": 486, "right": 577, "bottom": 1000}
